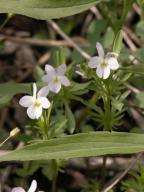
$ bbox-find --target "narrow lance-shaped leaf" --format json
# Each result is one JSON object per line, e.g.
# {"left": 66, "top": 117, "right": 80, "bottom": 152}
{"left": 64, "top": 101, "right": 76, "bottom": 134}
{"left": 0, "top": 82, "right": 44, "bottom": 107}
{"left": 0, "top": 0, "right": 105, "bottom": 20}
{"left": 0, "top": 132, "right": 144, "bottom": 162}
{"left": 0, "top": 82, "right": 31, "bottom": 107}
{"left": 112, "top": 30, "right": 123, "bottom": 54}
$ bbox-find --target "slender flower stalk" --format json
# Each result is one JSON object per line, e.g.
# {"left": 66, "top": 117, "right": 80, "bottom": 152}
{"left": 42, "top": 64, "right": 70, "bottom": 93}
{"left": 0, "top": 127, "right": 20, "bottom": 148}
{"left": 19, "top": 83, "right": 50, "bottom": 119}
{"left": 88, "top": 42, "right": 119, "bottom": 79}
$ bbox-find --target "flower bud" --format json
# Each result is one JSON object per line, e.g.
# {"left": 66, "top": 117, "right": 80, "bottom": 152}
{"left": 10, "top": 127, "right": 20, "bottom": 137}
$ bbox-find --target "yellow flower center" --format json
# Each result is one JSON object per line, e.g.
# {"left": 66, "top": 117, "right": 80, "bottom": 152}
{"left": 101, "top": 59, "right": 107, "bottom": 69}
{"left": 34, "top": 102, "right": 41, "bottom": 108}
{"left": 101, "top": 63, "right": 107, "bottom": 69}
{"left": 52, "top": 76, "right": 60, "bottom": 84}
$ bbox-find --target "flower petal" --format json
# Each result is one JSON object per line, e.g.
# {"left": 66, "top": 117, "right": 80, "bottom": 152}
{"left": 28, "top": 180, "right": 37, "bottom": 192}
{"left": 42, "top": 74, "right": 52, "bottom": 83}
{"left": 88, "top": 56, "right": 103, "bottom": 68}
{"left": 11, "top": 187, "right": 25, "bottom": 192}
{"left": 42, "top": 65, "right": 56, "bottom": 82}
{"left": 60, "top": 76, "right": 70, "bottom": 86}
{"left": 19, "top": 96, "right": 34, "bottom": 107}
{"left": 33, "top": 83, "right": 37, "bottom": 99}
{"left": 96, "top": 66, "right": 103, "bottom": 78}
{"left": 27, "top": 105, "right": 42, "bottom": 119}
{"left": 45, "top": 64, "right": 55, "bottom": 74}
{"left": 49, "top": 81, "right": 61, "bottom": 93}
{"left": 37, "top": 97, "right": 51, "bottom": 109}
{"left": 103, "top": 67, "right": 110, "bottom": 79}
{"left": 96, "top": 42, "right": 104, "bottom": 58}
{"left": 107, "top": 57, "right": 119, "bottom": 70}
{"left": 38, "top": 86, "right": 49, "bottom": 97}
{"left": 57, "top": 64, "right": 67, "bottom": 75}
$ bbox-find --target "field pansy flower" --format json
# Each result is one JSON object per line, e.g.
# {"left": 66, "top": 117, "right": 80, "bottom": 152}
{"left": 88, "top": 42, "right": 119, "bottom": 79}
{"left": 19, "top": 83, "right": 50, "bottom": 119}
{"left": 11, "top": 180, "right": 37, "bottom": 192}
{"left": 42, "top": 64, "right": 70, "bottom": 93}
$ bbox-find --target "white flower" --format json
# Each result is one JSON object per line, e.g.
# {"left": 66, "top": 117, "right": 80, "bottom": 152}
{"left": 88, "top": 42, "right": 119, "bottom": 79}
{"left": 42, "top": 64, "right": 70, "bottom": 93}
{"left": 19, "top": 83, "right": 50, "bottom": 119}
{"left": 11, "top": 180, "right": 37, "bottom": 192}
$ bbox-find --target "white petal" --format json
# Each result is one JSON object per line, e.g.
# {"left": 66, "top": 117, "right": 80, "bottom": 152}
{"left": 43, "top": 65, "right": 56, "bottom": 83}
{"left": 38, "top": 86, "right": 49, "bottom": 97}
{"left": 37, "top": 97, "right": 51, "bottom": 109}
{"left": 49, "top": 81, "right": 61, "bottom": 93}
{"left": 27, "top": 105, "right": 42, "bottom": 119}
{"left": 27, "top": 105, "right": 36, "bottom": 119}
{"left": 19, "top": 96, "right": 34, "bottom": 107}
{"left": 96, "top": 66, "right": 103, "bottom": 78}
{"left": 45, "top": 64, "right": 55, "bottom": 74}
{"left": 57, "top": 64, "right": 67, "bottom": 75}
{"left": 11, "top": 187, "right": 25, "bottom": 192}
{"left": 60, "top": 76, "right": 70, "bottom": 86}
{"left": 42, "top": 74, "right": 52, "bottom": 83}
{"left": 96, "top": 42, "right": 104, "bottom": 58}
{"left": 107, "top": 57, "right": 119, "bottom": 70}
{"left": 28, "top": 180, "right": 37, "bottom": 192}
{"left": 75, "top": 70, "right": 85, "bottom": 77}
{"left": 32, "top": 83, "right": 37, "bottom": 100}
{"left": 88, "top": 56, "right": 103, "bottom": 68}
{"left": 103, "top": 67, "right": 111, "bottom": 79}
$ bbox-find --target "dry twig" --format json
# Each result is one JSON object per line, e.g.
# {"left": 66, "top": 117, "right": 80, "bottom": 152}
{"left": 1, "top": 35, "right": 87, "bottom": 48}
{"left": 47, "top": 20, "right": 91, "bottom": 60}
{"left": 101, "top": 153, "right": 143, "bottom": 192}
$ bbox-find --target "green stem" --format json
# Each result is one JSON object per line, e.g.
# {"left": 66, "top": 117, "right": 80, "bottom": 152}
{"left": 0, "top": 136, "right": 10, "bottom": 148}
{"left": 76, "top": 93, "right": 98, "bottom": 131}
{"left": 103, "top": 80, "right": 112, "bottom": 131}
{"left": 43, "top": 111, "right": 49, "bottom": 139}
{"left": 104, "top": 97, "right": 111, "bottom": 131}
{"left": 0, "top": 14, "right": 13, "bottom": 31}
{"left": 41, "top": 105, "right": 52, "bottom": 140}
{"left": 98, "top": 4, "right": 115, "bottom": 31}
{"left": 52, "top": 176, "right": 57, "bottom": 192}
{"left": 51, "top": 159, "right": 58, "bottom": 192}
{"left": 100, "top": 156, "right": 107, "bottom": 189}
{"left": 116, "top": 0, "right": 133, "bottom": 33}
{"left": 98, "top": 0, "right": 133, "bottom": 34}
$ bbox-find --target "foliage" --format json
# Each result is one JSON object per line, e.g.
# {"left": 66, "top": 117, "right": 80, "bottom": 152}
{"left": 122, "top": 163, "right": 144, "bottom": 192}
{"left": 1, "top": 132, "right": 144, "bottom": 162}
{"left": 0, "top": 0, "right": 104, "bottom": 20}
{"left": 0, "top": 0, "right": 144, "bottom": 191}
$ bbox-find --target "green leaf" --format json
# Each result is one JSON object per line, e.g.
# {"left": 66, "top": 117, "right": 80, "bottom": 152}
{"left": 70, "top": 82, "right": 90, "bottom": 92}
{"left": 0, "top": 82, "right": 31, "bottom": 106}
{"left": 87, "top": 19, "right": 107, "bottom": 44}
{"left": 33, "top": 66, "right": 44, "bottom": 81}
{"left": 112, "top": 30, "right": 123, "bottom": 54}
{"left": 0, "top": 82, "right": 46, "bottom": 106}
{"left": 103, "top": 27, "right": 115, "bottom": 48}
{"left": 0, "top": 0, "right": 105, "bottom": 20}
{"left": 16, "top": 161, "right": 40, "bottom": 176}
{"left": 64, "top": 101, "right": 76, "bottom": 134}
{"left": 0, "top": 82, "right": 31, "bottom": 96}
{"left": 123, "top": 65, "right": 144, "bottom": 75}
{"left": 136, "top": 20, "right": 144, "bottom": 40}
{"left": 1, "top": 132, "right": 144, "bottom": 162}
{"left": 135, "top": 92, "right": 144, "bottom": 108}
{"left": 133, "top": 48, "right": 144, "bottom": 62}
